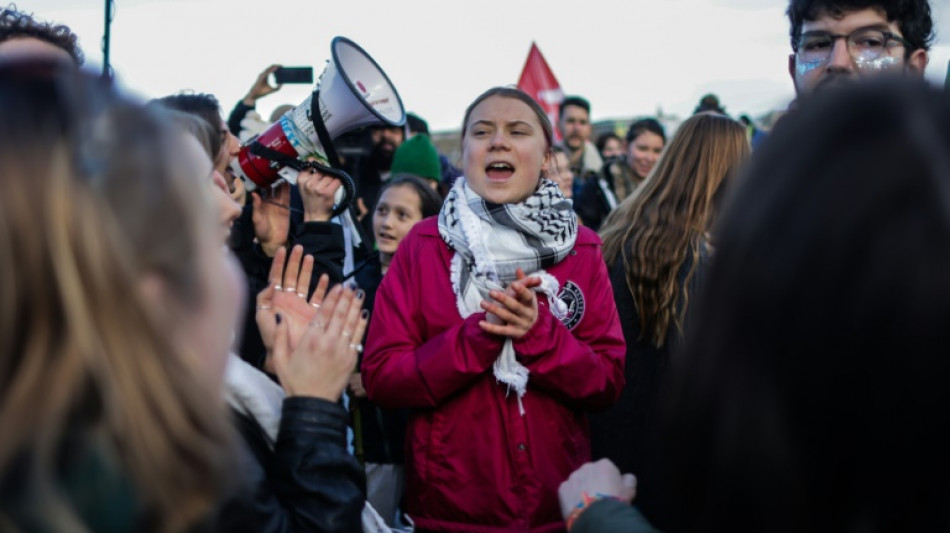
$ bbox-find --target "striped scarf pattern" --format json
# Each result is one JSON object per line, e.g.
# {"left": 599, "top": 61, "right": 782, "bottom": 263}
{"left": 438, "top": 177, "right": 577, "bottom": 413}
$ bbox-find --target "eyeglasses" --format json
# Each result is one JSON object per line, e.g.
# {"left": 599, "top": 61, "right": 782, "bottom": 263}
{"left": 796, "top": 27, "right": 911, "bottom": 64}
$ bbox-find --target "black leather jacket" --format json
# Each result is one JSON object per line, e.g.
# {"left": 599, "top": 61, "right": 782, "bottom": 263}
{"left": 214, "top": 397, "right": 366, "bottom": 532}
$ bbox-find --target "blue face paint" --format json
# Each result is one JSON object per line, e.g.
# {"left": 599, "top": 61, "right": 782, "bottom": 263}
{"left": 797, "top": 59, "right": 824, "bottom": 77}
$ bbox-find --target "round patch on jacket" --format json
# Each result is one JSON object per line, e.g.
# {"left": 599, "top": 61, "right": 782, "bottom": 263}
{"left": 558, "top": 281, "right": 585, "bottom": 330}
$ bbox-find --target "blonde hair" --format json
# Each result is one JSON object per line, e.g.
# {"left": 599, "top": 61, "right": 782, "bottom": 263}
{"left": 600, "top": 113, "right": 749, "bottom": 347}
{"left": 0, "top": 64, "right": 233, "bottom": 531}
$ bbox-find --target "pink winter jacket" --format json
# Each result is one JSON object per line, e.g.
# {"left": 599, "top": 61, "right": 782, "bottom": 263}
{"left": 362, "top": 217, "right": 626, "bottom": 533}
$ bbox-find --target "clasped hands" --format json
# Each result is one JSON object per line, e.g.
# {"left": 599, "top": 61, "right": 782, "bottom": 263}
{"left": 478, "top": 268, "right": 541, "bottom": 340}
{"left": 256, "top": 244, "right": 367, "bottom": 401}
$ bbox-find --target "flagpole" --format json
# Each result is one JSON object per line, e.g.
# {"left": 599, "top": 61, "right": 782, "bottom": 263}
{"left": 102, "top": 0, "right": 113, "bottom": 78}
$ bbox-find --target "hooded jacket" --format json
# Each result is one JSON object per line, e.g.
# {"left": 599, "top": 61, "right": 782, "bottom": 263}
{"left": 362, "top": 218, "right": 625, "bottom": 532}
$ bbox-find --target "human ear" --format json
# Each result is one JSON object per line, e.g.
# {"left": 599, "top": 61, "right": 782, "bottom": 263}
{"left": 541, "top": 150, "right": 553, "bottom": 176}
{"left": 139, "top": 273, "right": 168, "bottom": 310}
{"left": 906, "top": 49, "right": 928, "bottom": 77}
{"left": 137, "top": 272, "right": 188, "bottom": 357}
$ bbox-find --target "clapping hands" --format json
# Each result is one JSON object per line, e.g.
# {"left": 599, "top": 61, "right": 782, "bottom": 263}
{"left": 479, "top": 268, "right": 542, "bottom": 339}
{"left": 256, "top": 245, "right": 368, "bottom": 401}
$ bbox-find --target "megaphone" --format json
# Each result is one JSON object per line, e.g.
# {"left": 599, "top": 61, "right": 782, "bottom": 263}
{"left": 231, "top": 36, "right": 405, "bottom": 217}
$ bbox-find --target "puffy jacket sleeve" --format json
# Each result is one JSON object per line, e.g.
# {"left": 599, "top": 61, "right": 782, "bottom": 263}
{"left": 362, "top": 228, "right": 505, "bottom": 409}
{"left": 512, "top": 240, "right": 626, "bottom": 411}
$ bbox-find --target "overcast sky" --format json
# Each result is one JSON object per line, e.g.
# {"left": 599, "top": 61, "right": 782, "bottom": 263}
{"left": 35, "top": 0, "right": 950, "bottom": 131}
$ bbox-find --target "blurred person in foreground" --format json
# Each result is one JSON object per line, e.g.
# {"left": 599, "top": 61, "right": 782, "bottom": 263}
{"left": 0, "top": 60, "right": 235, "bottom": 532}
{"left": 0, "top": 60, "right": 369, "bottom": 532}
{"left": 165, "top": 108, "right": 369, "bottom": 532}
{"left": 0, "top": 4, "right": 81, "bottom": 64}
{"left": 561, "top": 78, "right": 950, "bottom": 533}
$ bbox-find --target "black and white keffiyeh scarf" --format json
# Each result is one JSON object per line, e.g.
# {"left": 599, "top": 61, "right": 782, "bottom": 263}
{"left": 438, "top": 177, "right": 578, "bottom": 413}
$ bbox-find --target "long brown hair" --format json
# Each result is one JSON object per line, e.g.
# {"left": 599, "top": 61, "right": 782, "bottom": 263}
{"left": 0, "top": 63, "right": 233, "bottom": 531}
{"left": 600, "top": 113, "right": 749, "bottom": 347}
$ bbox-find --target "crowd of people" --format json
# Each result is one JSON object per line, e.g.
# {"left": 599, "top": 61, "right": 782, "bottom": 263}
{"left": 1, "top": 0, "right": 949, "bottom": 532}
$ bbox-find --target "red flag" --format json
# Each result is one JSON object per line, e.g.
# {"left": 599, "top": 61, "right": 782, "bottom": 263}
{"left": 517, "top": 42, "right": 564, "bottom": 142}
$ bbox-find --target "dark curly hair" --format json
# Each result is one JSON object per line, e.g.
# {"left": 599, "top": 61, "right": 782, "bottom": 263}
{"left": 0, "top": 4, "right": 83, "bottom": 64}
{"left": 786, "top": 0, "right": 934, "bottom": 54}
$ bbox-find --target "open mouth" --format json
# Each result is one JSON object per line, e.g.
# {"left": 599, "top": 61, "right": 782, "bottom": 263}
{"left": 485, "top": 162, "right": 514, "bottom": 181}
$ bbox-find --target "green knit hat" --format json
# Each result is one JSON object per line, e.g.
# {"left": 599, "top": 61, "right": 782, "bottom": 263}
{"left": 390, "top": 134, "right": 441, "bottom": 182}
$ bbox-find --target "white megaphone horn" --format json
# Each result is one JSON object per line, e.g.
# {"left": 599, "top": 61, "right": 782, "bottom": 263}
{"left": 231, "top": 36, "right": 405, "bottom": 217}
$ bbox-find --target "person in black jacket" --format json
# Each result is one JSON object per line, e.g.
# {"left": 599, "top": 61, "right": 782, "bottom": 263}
{"left": 217, "top": 245, "right": 368, "bottom": 532}
{"left": 167, "top": 105, "right": 369, "bottom": 532}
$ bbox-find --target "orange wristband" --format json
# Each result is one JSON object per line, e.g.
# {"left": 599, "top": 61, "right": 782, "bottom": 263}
{"left": 565, "top": 491, "right": 619, "bottom": 531}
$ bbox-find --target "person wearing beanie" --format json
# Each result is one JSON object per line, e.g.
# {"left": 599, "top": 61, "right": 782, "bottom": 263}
{"left": 389, "top": 133, "right": 444, "bottom": 196}
{"left": 405, "top": 111, "right": 463, "bottom": 190}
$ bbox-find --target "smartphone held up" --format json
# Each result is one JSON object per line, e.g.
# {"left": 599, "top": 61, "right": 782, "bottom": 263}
{"left": 272, "top": 66, "right": 314, "bottom": 85}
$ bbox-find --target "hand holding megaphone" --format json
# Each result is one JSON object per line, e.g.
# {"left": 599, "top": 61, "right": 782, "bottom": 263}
{"left": 230, "top": 36, "right": 405, "bottom": 219}
{"left": 297, "top": 163, "right": 346, "bottom": 222}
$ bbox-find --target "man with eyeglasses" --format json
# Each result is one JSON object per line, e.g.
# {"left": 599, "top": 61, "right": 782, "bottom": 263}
{"left": 787, "top": 0, "right": 933, "bottom": 96}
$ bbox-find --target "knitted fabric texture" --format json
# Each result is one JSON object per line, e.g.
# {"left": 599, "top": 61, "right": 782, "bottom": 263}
{"left": 438, "top": 177, "right": 577, "bottom": 413}
{"left": 390, "top": 134, "right": 442, "bottom": 182}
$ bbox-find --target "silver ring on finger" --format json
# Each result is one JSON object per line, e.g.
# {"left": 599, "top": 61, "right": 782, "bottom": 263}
{"left": 311, "top": 302, "right": 321, "bottom": 309}
{"left": 283, "top": 286, "right": 297, "bottom": 293}
{"left": 274, "top": 284, "right": 282, "bottom": 291}
{"left": 349, "top": 343, "right": 363, "bottom": 354}
{"left": 342, "top": 330, "right": 352, "bottom": 339}
{"left": 297, "top": 292, "right": 307, "bottom": 298}
{"left": 256, "top": 305, "right": 272, "bottom": 310}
